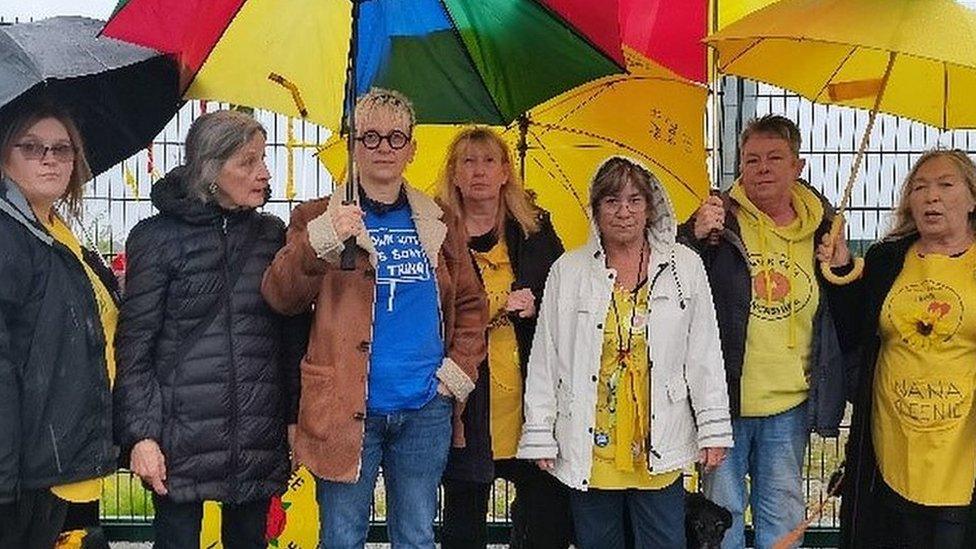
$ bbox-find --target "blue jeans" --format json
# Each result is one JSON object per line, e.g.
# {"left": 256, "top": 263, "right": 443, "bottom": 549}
{"left": 316, "top": 394, "right": 453, "bottom": 549}
{"left": 569, "top": 478, "right": 686, "bottom": 549}
{"left": 703, "top": 401, "right": 808, "bottom": 549}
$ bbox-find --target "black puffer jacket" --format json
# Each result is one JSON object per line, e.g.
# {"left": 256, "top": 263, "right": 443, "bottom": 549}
{"left": 0, "top": 178, "right": 117, "bottom": 503}
{"left": 114, "top": 168, "right": 307, "bottom": 504}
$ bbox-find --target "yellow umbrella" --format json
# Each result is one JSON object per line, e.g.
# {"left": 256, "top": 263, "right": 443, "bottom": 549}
{"left": 707, "top": 0, "right": 976, "bottom": 282}
{"left": 320, "top": 50, "right": 709, "bottom": 249}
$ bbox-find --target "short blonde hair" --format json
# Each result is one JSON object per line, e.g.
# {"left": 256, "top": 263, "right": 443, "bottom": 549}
{"left": 354, "top": 88, "right": 416, "bottom": 133}
{"left": 436, "top": 126, "right": 540, "bottom": 237}
{"left": 887, "top": 149, "right": 976, "bottom": 239}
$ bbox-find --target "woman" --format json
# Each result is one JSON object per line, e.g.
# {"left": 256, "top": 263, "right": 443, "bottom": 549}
{"left": 820, "top": 150, "right": 976, "bottom": 549}
{"left": 114, "top": 110, "right": 307, "bottom": 548}
{"left": 436, "top": 127, "right": 569, "bottom": 548}
{"left": 0, "top": 103, "right": 118, "bottom": 547}
{"left": 517, "top": 157, "right": 733, "bottom": 548}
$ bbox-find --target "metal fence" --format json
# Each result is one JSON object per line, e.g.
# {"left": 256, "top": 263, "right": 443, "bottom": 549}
{"left": 65, "top": 76, "right": 976, "bottom": 546}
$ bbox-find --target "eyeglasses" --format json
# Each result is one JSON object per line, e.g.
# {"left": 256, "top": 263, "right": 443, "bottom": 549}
{"left": 355, "top": 130, "right": 411, "bottom": 150}
{"left": 599, "top": 195, "right": 648, "bottom": 213}
{"left": 13, "top": 142, "right": 76, "bottom": 163}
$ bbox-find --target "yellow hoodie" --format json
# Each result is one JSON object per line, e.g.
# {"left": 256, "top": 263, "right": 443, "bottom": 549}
{"left": 732, "top": 181, "right": 823, "bottom": 417}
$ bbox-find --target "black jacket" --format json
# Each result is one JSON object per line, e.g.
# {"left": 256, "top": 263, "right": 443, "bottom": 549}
{"left": 0, "top": 178, "right": 118, "bottom": 503}
{"left": 443, "top": 212, "right": 564, "bottom": 483}
{"left": 677, "top": 182, "right": 847, "bottom": 436}
{"left": 825, "top": 235, "right": 976, "bottom": 548}
{"left": 114, "top": 168, "right": 308, "bottom": 504}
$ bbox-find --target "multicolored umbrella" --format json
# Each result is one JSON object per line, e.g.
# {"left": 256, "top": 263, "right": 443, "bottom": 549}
{"left": 102, "top": 0, "right": 625, "bottom": 129}
{"left": 319, "top": 51, "right": 709, "bottom": 248}
{"left": 0, "top": 16, "right": 181, "bottom": 176}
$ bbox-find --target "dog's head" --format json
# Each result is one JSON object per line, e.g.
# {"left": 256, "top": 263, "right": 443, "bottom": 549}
{"left": 685, "top": 492, "right": 733, "bottom": 549}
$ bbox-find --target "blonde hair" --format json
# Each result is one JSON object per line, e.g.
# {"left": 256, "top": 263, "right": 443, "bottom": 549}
{"left": 354, "top": 88, "right": 416, "bottom": 133}
{"left": 887, "top": 149, "right": 976, "bottom": 239}
{"left": 436, "top": 126, "right": 540, "bottom": 237}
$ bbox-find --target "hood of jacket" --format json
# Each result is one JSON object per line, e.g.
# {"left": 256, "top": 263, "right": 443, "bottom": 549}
{"left": 0, "top": 176, "right": 55, "bottom": 246}
{"left": 151, "top": 166, "right": 255, "bottom": 225}
{"left": 582, "top": 156, "right": 679, "bottom": 260}
{"left": 730, "top": 178, "right": 824, "bottom": 244}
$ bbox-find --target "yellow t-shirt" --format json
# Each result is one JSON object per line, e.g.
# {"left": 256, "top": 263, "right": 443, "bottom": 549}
{"left": 872, "top": 243, "right": 976, "bottom": 506}
{"left": 473, "top": 239, "right": 523, "bottom": 459}
{"left": 733, "top": 182, "right": 822, "bottom": 417}
{"left": 44, "top": 216, "right": 118, "bottom": 503}
{"left": 590, "top": 284, "right": 681, "bottom": 490}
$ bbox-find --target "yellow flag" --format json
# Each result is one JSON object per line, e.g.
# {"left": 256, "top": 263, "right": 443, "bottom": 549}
{"left": 123, "top": 164, "right": 140, "bottom": 200}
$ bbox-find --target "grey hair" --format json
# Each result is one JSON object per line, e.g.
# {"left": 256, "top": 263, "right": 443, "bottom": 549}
{"left": 184, "top": 110, "right": 266, "bottom": 202}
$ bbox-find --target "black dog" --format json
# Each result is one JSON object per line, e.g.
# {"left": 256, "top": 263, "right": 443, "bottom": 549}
{"left": 685, "top": 491, "right": 733, "bottom": 549}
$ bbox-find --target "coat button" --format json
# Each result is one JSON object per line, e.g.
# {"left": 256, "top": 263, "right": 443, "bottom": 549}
{"left": 597, "top": 323, "right": 603, "bottom": 330}
{"left": 591, "top": 375, "right": 597, "bottom": 382}
{"left": 357, "top": 340, "right": 371, "bottom": 353}
{"left": 582, "top": 479, "right": 588, "bottom": 485}
{"left": 588, "top": 427, "right": 594, "bottom": 434}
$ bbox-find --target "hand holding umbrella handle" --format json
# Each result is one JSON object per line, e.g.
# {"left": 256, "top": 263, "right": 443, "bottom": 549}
{"left": 818, "top": 215, "right": 863, "bottom": 285}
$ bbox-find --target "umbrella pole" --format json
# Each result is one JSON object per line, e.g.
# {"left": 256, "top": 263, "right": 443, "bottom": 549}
{"left": 517, "top": 113, "right": 530, "bottom": 182}
{"left": 819, "top": 51, "right": 896, "bottom": 282}
{"left": 341, "top": 0, "right": 362, "bottom": 270}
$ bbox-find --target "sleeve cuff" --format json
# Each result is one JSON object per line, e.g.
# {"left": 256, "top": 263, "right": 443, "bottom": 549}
{"left": 306, "top": 212, "right": 342, "bottom": 264}
{"left": 694, "top": 407, "right": 733, "bottom": 449}
{"left": 436, "top": 357, "right": 476, "bottom": 401}
{"left": 516, "top": 423, "right": 558, "bottom": 460}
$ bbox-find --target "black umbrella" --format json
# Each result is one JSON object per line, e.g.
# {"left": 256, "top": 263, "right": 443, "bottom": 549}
{"left": 0, "top": 16, "right": 181, "bottom": 176}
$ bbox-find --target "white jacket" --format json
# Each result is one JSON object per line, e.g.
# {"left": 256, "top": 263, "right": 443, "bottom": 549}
{"left": 517, "top": 162, "right": 733, "bottom": 491}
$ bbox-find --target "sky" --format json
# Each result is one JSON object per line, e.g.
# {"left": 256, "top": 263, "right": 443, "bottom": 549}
{"left": 2, "top": 0, "right": 119, "bottom": 21}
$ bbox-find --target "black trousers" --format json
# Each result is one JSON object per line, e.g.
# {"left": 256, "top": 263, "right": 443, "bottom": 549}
{"left": 866, "top": 480, "right": 970, "bottom": 549}
{"left": 152, "top": 494, "right": 270, "bottom": 549}
{"left": 441, "top": 459, "right": 573, "bottom": 549}
{"left": 0, "top": 489, "right": 70, "bottom": 549}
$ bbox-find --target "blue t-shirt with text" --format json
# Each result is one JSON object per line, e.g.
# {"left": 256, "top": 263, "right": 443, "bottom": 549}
{"left": 365, "top": 203, "right": 443, "bottom": 413}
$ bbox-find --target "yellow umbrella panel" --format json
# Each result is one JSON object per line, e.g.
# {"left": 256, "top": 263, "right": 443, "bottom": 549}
{"left": 319, "top": 55, "right": 709, "bottom": 249}
{"left": 707, "top": 0, "right": 976, "bottom": 130}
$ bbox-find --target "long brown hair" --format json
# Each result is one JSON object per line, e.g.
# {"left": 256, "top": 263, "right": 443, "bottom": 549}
{"left": 887, "top": 149, "right": 976, "bottom": 239}
{"left": 0, "top": 103, "right": 91, "bottom": 219}
{"left": 436, "top": 126, "right": 539, "bottom": 237}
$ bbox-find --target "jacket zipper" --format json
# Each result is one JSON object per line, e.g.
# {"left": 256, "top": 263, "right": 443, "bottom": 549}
{"left": 644, "top": 262, "right": 669, "bottom": 464}
{"left": 221, "top": 216, "right": 240, "bottom": 498}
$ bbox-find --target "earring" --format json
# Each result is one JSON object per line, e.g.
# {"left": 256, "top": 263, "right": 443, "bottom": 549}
{"left": 208, "top": 181, "right": 218, "bottom": 195}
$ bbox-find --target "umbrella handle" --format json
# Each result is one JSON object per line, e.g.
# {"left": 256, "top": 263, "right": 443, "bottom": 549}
{"left": 819, "top": 216, "right": 863, "bottom": 285}
{"left": 341, "top": 236, "right": 357, "bottom": 270}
